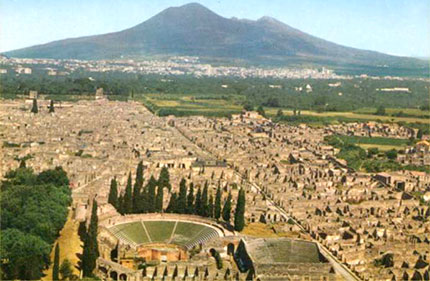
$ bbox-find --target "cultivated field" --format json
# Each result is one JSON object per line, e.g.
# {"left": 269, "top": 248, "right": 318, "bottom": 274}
{"left": 137, "top": 93, "right": 429, "bottom": 126}
{"left": 267, "top": 108, "right": 430, "bottom": 124}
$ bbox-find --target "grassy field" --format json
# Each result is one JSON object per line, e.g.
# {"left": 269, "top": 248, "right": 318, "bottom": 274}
{"left": 110, "top": 220, "right": 217, "bottom": 247}
{"left": 119, "top": 222, "right": 150, "bottom": 244}
{"left": 267, "top": 108, "right": 430, "bottom": 124}
{"left": 136, "top": 94, "right": 243, "bottom": 117}
{"left": 144, "top": 221, "right": 176, "bottom": 242}
{"left": 358, "top": 144, "right": 406, "bottom": 151}
{"left": 336, "top": 135, "right": 410, "bottom": 146}
{"left": 171, "top": 222, "right": 206, "bottom": 245}
{"left": 354, "top": 107, "right": 430, "bottom": 119}
{"left": 136, "top": 93, "right": 429, "bottom": 127}
{"left": 42, "top": 211, "right": 82, "bottom": 280}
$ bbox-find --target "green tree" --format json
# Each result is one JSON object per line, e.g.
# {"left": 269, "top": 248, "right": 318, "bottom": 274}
{"left": 146, "top": 176, "right": 157, "bottom": 212}
{"left": 177, "top": 178, "right": 187, "bottom": 214}
{"left": 276, "top": 109, "right": 283, "bottom": 117}
{"left": 155, "top": 185, "right": 164, "bottom": 212}
{"left": 82, "top": 199, "right": 99, "bottom": 277}
{"left": 53, "top": 243, "right": 60, "bottom": 280}
{"left": 208, "top": 194, "right": 214, "bottom": 218}
{"left": 31, "top": 98, "right": 38, "bottom": 113}
{"left": 78, "top": 221, "right": 87, "bottom": 242}
{"left": 212, "top": 249, "right": 223, "bottom": 269}
{"left": 243, "top": 102, "right": 253, "bottom": 111}
{"left": 49, "top": 99, "right": 55, "bottom": 113}
{"left": 201, "top": 181, "right": 209, "bottom": 217}
{"left": 375, "top": 105, "right": 386, "bottom": 116}
{"left": 367, "top": 147, "right": 379, "bottom": 158}
{"left": 59, "top": 259, "right": 73, "bottom": 280}
{"left": 195, "top": 187, "right": 202, "bottom": 216}
{"left": 385, "top": 149, "right": 398, "bottom": 160}
{"left": 158, "top": 166, "right": 171, "bottom": 190}
{"left": 124, "top": 173, "right": 133, "bottom": 214}
{"left": 0, "top": 167, "right": 71, "bottom": 280}
{"left": 135, "top": 161, "right": 144, "bottom": 189}
{"left": 257, "top": 105, "right": 266, "bottom": 117}
{"left": 133, "top": 161, "right": 144, "bottom": 213}
{"left": 117, "top": 194, "right": 124, "bottom": 215}
{"left": 166, "top": 193, "right": 177, "bottom": 213}
{"left": 186, "top": 183, "right": 195, "bottom": 214}
{"left": 234, "top": 188, "right": 246, "bottom": 231}
{"left": 214, "top": 186, "right": 222, "bottom": 220}
{"left": 36, "top": 166, "right": 69, "bottom": 187}
{"left": 417, "top": 129, "right": 423, "bottom": 140}
{"left": 0, "top": 228, "right": 51, "bottom": 280}
{"left": 222, "top": 191, "right": 232, "bottom": 222}
{"left": 108, "top": 178, "right": 118, "bottom": 208}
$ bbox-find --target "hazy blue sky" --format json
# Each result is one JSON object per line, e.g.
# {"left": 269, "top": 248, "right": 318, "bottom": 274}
{"left": 1, "top": 0, "right": 429, "bottom": 57}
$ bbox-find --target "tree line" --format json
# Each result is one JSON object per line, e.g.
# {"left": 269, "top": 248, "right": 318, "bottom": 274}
{"left": 2, "top": 73, "right": 429, "bottom": 112}
{"left": 108, "top": 162, "right": 246, "bottom": 231}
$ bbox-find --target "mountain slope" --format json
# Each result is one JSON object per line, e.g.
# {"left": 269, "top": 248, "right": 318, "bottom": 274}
{"left": 4, "top": 3, "right": 427, "bottom": 70}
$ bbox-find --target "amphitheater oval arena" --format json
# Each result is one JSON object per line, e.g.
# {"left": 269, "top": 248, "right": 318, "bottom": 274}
{"left": 96, "top": 213, "right": 234, "bottom": 280}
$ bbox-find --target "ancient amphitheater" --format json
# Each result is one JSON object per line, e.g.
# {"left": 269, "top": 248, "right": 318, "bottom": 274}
{"left": 96, "top": 214, "right": 235, "bottom": 281}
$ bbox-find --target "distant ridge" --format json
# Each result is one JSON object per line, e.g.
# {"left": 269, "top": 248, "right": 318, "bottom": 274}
{"left": 4, "top": 2, "right": 427, "bottom": 71}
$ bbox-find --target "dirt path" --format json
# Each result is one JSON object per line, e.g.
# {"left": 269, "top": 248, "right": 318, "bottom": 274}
{"left": 42, "top": 210, "right": 82, "bottom": 280}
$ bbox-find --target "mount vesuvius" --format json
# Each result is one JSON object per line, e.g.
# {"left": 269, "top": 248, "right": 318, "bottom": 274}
{"left": 4, "top": 3, "right": 427, "bottom": 71}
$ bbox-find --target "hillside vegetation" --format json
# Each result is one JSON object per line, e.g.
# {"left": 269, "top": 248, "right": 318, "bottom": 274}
{"left": 0, "top": 166, "right": 71, "bottom": 280}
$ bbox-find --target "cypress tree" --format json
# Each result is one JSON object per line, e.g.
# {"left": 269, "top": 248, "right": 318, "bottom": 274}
{"left": 214, "top": 186, "right": 222, "bottom": 220}
{"left": 78, "top": 221, "right": 87, "bottom": 242}
{"left": 417, "top": 129, "right": 423, "bottom": 140}
{"left": 117, "top": 194, "right": 124, "bottom": 215}
{"left": 52, "top": 243, "right": 60, "bottom": 280}
{"left": 186, "top": 183, "right": 195, "bottom": 214}
{"left": 49, "top": 100, "right": 55, "bottom": 113}
{"left": 135, "top": 161, "right": 144, "bottom": 189}
{"left": 124, "top": 173, "right": 133, "bottom": 214}
{"left": 133, "top": 161, "right": 144, "bottom": 213}
{"left": 177, "top": 178, "right": 187, "bottom": 214}
{"left": 155, "top": 185, "right": 164, "bottom": 212}
{"left": 208, "top": 194, "right": 214, "bottom": 218}
{"left": 19, "top": 159, "right": 26, "bottom": 168}
{"left": 138, "top": 183, "right": 148, "bottom": 214}
{"left": 234, "top": 188, "right": 246, "bottom": 231}
{"left": 158, "top": 166, "right": 171, "bottom": 190}
{"left": 195, "top": 187, "right": 202, "bottom": 216}
{"left": 82, "top": 199, "right": 99, "bottom": 277}
{"left": 222, "top": 191, "right": 232, "bottom": 222}
{"left": 201, "top": 181, "right": 209, "bottom": 217}
{"left": 108, "top": 178, "right": 118, "bottom": 208}
{"left": 146, "top": 176, "right": 157, "bottom": 212}
{"left": 166, "top": 193, "right": 177, "bottom": 213}
{"left": 132, "top": 183, "right": 140, "bottom": 213}
{"left": 31, "top": 98, "right": 38, "bottom": 113}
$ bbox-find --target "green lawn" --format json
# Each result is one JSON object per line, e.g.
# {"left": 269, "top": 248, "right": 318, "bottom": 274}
{"left": 112, "top": 222, "right": 150, "bottom": 244}
{"left": 143, "top": 221, "right": 176, "bottom": 243}
{"left": 110, "top": 220, "right": 219, "bottom": 247}
{"left": 170, "top": 222, "right": 207, "bottom": 246}
{"left": 336, "top": 135, "right": 410, "bottom": 147}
